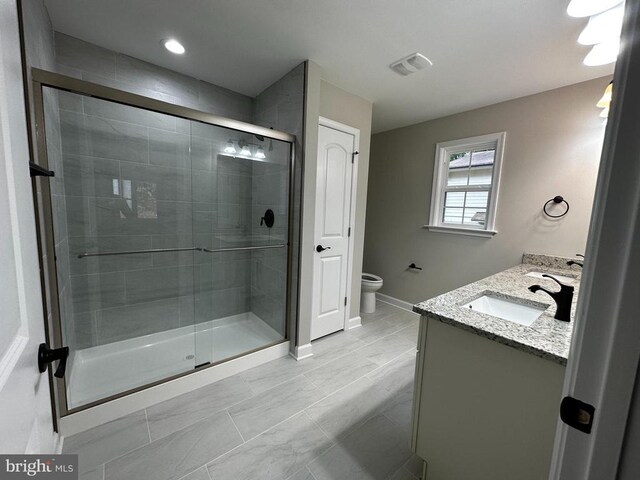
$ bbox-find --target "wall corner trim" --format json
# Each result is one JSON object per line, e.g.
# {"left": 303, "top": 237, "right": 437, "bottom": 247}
{"left": 291, "top": 343, "right": 313, "bottom": 360}
{"left": 346, "top": 316, "right": 362, "bottom": 330}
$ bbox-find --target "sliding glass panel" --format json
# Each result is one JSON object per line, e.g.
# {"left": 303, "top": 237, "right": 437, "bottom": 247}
{"left": 43, "top": 87, "right": 197, "bottom": 409}
{"left": 190, "top": 121, "right": 290, "bottom": 367}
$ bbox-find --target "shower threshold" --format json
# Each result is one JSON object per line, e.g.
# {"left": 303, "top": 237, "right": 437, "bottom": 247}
{"left": 65, "top": 312, "right": 282, "bottom": 409}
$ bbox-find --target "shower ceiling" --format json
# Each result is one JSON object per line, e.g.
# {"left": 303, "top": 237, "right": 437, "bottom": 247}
{"left": 43, "top": 0, "right": 615, "bottom": 133}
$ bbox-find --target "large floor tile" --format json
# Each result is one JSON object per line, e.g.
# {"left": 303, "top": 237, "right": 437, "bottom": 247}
{"left": 229, "top": 375, "right": 321, "bottom": 440}
{"left": 63, "top": 410, "right": 149, "bottom": 474}
{"left": 239, "top": 355, "right": 306, "bottom": 395}
{"left": 105, "top": 411, "right": 242, "bottom": 480}
{"left": 366, "top": 353, "right": 416, "bottom": 395}
{"left": 308, "top": 414, "right": 412, "bottom": 480}
{"left": 388, "top": 467, "right": 417, "bottom": 480}
{"left": 304, "top": 351, "right": 378, "bottom": 395}
{"left": 286, "top": 467, "right": 317, "bottom": 480}
{"left": 356, "top": 334, "right": 416, "bottom": 367}
{"left": 147, "top": 375, "right": 252, "bottom": 440}
{"left": 347, "top": 318, "right": 403, "bottom": 344}
{"left": 207, "top": 412, "right": 332, "bottom": 480}
{"left": 380, "top": 384, "right": 415, "bottom": 442}
{"left": 179, "top": 467, "right": 210, "bottom": 480}
{"left": 79, "top": 467, "right": 104, "bottom": 480}
{"left": 306, "top": 377, "right": 388, "bottom": 439}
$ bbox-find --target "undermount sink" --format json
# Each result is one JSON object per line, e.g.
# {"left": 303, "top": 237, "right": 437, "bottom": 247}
{"left": 461, "top": 294, "right": 546, "bottom": 326}
{"left": 525, "top": 271, "right": 575, "bottom": 283}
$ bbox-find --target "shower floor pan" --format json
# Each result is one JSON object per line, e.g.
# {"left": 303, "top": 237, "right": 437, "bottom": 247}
{"left": 66, "top": 312, "right": 282, "bottom": 409}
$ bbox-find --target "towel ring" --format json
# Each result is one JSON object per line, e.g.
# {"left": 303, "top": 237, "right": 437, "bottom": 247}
{"left": 543, "top": 196, "right": 570, "bottom": 218}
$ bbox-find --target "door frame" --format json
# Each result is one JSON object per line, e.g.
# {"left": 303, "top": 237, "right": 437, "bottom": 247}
{"left": 317, "top": 116, "right": 360, "bottom": 333}
{"left": 549, "top": 0, "right": 640, "bottom": 477}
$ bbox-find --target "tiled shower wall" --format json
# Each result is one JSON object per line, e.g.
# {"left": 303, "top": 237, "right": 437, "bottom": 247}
{"left": 252, "top": 64, "right": 305, "bottom": 337}
{"left": 50, "top": 33, "right": 303, "bottom": 349}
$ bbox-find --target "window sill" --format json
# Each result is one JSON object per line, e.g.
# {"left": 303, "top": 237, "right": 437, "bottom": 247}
{"left": 423, "top": 225, "right": 498, "bottom": 238}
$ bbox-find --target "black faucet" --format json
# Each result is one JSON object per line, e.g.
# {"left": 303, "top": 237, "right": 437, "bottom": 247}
{"left": 528, "top": 274, "right": 574, "bottom": 322}
{"left": 567, "top": 253, "right": 584, "bottom": 269}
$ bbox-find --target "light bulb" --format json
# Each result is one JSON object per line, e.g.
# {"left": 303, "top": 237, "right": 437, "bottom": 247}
{"left": 240, "top": 145, "right": 251, "bottom": 156}
{"left": 567, "top": 0, "right": 623, "bottom": 17}
{"left": 584, "top": 38, "right": 620, "bottom": 66}
{"left": 163, "top": 39, "right": 185, "bottom": 55}
{"left": 255, "top": 147, "right": 266, "bottom": 159}
{"left": 224, "top": 141, "right": 236, "bottom": 154}
{"left": 578, "top": 3, "right": 624, "bottom": 45}
{"left": 597, "top": 82, "right": 613, "bottom": 108}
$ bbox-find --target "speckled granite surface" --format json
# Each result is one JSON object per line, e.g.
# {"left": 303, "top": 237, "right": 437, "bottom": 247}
{"left": 413, "top": 254, "right": 583, "bottom": 365}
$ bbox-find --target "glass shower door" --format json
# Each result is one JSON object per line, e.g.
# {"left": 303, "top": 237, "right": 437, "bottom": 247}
{"left": 190, "top": 121, "right": 290, "bottom": 367}
{"left": 42, "top": 87, "right": 198, "bottom": 409}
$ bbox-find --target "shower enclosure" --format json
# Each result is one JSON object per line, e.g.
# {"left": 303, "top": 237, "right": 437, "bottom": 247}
{"left": 32, "top": 69, "right": 295, "bottom": 413}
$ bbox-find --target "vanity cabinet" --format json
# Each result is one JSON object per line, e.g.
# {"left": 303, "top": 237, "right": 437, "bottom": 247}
{"left": 411, "top": 316, "right": 566, "bottom": 480}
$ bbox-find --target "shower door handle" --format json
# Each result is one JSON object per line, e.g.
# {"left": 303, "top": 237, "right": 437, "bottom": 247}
{"left": 316, "top": 245, "right": 331, "bottom": 253}
{"left": 38, "top": 343, "right": 69, "bottom": 378}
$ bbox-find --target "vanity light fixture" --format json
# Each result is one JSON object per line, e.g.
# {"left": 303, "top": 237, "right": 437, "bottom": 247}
{"left": 584, "top": 38, "right": 621, "bottom": 65}
{"left": 163, "top": 38, "right": 186, "bottom": 55}
{"left": 577, "top": 3, "right": 625, "bottom": 45}
{"left": 568, "top": 0, "right": 625, "bottom": 66}
{"left": 597, "top": 81, "right": 613, "bottom": 107}
{"left": 240, "top": 144, "right": 252, "bottom": 156}
{"left": 255, "top": 147, "right": 266, "bottom": 159}
{"left": 597, "top": 81, "right": 613, "bottom": 120}
{"left": 223, "top": 141, "right": 237, "bottom": 154}
{"left": 567, "top": 0, "right": 623, "bottom": 17}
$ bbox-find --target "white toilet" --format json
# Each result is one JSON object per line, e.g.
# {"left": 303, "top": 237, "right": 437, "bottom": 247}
{"left": 361, "top": 273, "right": 383, "bottom": 313}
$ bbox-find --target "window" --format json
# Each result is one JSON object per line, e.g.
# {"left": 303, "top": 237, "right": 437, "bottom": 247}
{"left": 427, "top": 132, "right": 505, "bottom": 237}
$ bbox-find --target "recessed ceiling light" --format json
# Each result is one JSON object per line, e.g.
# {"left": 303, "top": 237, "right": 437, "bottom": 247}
{"left": 163, "top": 39, "right": 185, "bottom": 55}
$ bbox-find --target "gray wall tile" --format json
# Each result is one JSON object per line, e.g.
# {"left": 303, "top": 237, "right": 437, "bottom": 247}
{"left": 95, "top": 297, "right": 180, "bottom": 345}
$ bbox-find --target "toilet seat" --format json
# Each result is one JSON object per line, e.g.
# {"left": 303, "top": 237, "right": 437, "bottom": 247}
{"left": 362, "top": 273, "right": 383, "bottom": 284}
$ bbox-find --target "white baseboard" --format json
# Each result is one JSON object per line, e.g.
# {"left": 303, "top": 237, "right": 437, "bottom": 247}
{"left": 346, "top": 316, "right": 362, "bottom": 330}
{"left": 376, "top": 293, "right": 415, "bottom": 312}
{"left": 291, "top": 343, "right": 313, "bottom": 360}
{"left": 59, "top": 341, "right": 290, "bottom": 437}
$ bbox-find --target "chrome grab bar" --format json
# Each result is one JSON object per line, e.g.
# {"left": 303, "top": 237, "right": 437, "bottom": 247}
{"left": 201, "top": 244, "right": 286, "bottom": 253}
{"left": 77, "top": 243, "right": 286, "bottom": 259}
{"left": 77, "top": 247, "right": 202, "bottom": 259}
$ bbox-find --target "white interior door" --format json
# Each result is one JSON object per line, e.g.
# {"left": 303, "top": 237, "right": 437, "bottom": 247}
{"left": 0, "top": 0, "right": 58, "bottom": 453}
{"left": 310, "top": 123, "right": 355, "bottom": 340}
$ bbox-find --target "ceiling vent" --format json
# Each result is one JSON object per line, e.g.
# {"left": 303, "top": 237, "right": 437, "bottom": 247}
{"left": 389, "top": 53, "right": 433, "bottom": 76}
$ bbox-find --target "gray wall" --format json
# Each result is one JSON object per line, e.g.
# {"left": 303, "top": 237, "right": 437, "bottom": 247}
{"left": 363, "top": 76, "right": 611, "bottom": 304}
{"left": 297, "top": 62, "right": 373, "bottom": 348}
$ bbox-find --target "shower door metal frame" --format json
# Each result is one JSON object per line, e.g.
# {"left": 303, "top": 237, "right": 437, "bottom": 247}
{"left": 30, "top": 68, "right": 297, "bottom": 417}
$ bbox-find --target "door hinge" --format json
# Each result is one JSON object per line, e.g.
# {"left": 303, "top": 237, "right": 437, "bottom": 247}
{"left": 560, "top": 396, "right": 595, "bottom": 434}
{"left": 29, "top": 161, "right": 54, "bottom": 177}
{"left": 351, "top": 151, "right": 359, "bottom": 163}
{"left": 348, "top": 227, "right": 351, "bottom": 237}
{"left": 344, "top": 297, "right": 348, "bottom": 306}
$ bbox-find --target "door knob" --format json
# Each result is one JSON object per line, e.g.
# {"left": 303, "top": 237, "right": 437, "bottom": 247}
{"left": 316, "top": 245, "right": 331, "bottom": 253}
{"left": 38, "top": 343, "right": 69, "bottom": 378}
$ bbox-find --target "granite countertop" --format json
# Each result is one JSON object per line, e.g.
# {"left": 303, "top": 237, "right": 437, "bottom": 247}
{"left": 413, "top": 253, "right": 583, "bottom": 365}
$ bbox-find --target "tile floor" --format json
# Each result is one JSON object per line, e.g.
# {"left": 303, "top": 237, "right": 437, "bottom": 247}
{"left": 64, "top": 301, "right": 423, "bottom": 480}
